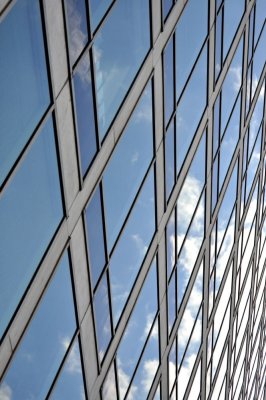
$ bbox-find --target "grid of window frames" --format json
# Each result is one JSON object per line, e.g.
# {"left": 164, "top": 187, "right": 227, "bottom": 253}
{"left": 0, "top": 0, "right": 266, "bottom": 399}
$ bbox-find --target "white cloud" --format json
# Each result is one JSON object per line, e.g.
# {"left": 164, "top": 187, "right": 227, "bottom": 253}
{"left": 0, "top": 384, "right": 12, "bottom": 400}
{"left": 141, "top": 359, "right": 159, "bottom": 393}
{"left": 65, "top": 343, "right": 82, "bottom": 375}
{"left": 131, "top": 152, "right": 139, "bottom": 164}
{"left": 131, "top": 234, "right": 148, "bottom": 257}
{"left": 102, "top": 365, "right": 117, "bottom": 400}
{"left": 66, "top": 1, "right": 87, "bottom": 65}
{"left": 143, "top": 313, "right": 158, "bottom": 340}
{"left": 117, "top": 359, "right": 137, "bottom": 400}
{"left": 229, "top": 66, "right": 242, "bottom": 93}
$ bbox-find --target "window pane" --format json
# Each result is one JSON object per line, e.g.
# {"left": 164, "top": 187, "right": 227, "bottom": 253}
{"left": 0, "top": 116, "right": 63, "bottom": 339}
{"left": 176, "top": 45, "right": 207, "bottom": 174}
{"left": 103, "top": 83, "right": 153, "bottom": 251}
{"left": 164, "top": 37, "right": 174, "bottom": 125}
{"left": 163, "top": 0, "right": 173, "bottom": 20}
{"left": 49, "top": 338, "right": 86, "bottom": 400}
{"left": 223, "top": 0, "right": 245, "bottom": 58}
{"left": 89, "top": 0, "right": 113, "bottom": 32}
{"left": 117, "top": 260, "right": 157, "bottom": 398}
{"left": 215, "top": 11, "right": 222, "bottom": 80}
{"left": 93, "top": 0, "right": 150, "bottom": 139}
{"left": 102, "top": 362, "right": 118, "bottom": 400}
{"left": 0, "top": 0, "right": 50, "bottom": 185}
{"left": 166, "top": 209, "right": 176, "bottom": 277}
{"left": 73, "top": 54, "right": 97, "bottom": 176}
{"left": 85, "top": 186, "right": 106, "bottom": 287}
{"left": 126, "top": 320, "right": 159, "bottom": 400}
{"left": 254, "top": 0, "right": 265, "bottom": 44}
{"left": 221, "top": 37, "right": 243, "bottom": 134}
{"left": 110, "top": 168, "right": 156, "bottom": 325}
{"left": 94, "top": 273, "right": 112, "bottom": 362}
{"left": 65, "top": 0, "right": 88, "bottom": 66}
{"left": 0, "top": 252, "right": 76, "bottom": 399}
{"left": 175, "top": 0, "right": 208, "bottom": 99}
{"left": 165, "top": 120, "right": 175, "bottom": 199}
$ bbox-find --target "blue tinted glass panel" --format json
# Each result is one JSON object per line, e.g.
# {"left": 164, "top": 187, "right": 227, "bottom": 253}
{"left": 94, "top": 273, "right": 112, "bottom": 362}
{"left": 85, "top": 186, "right": 106, "bottom": 287}
{"left": 164, "top": 37, "right": 174, "bottom": 125}
{"left": 0, "top": 252, "right": 76, "bottom": 399}
{"left": 175, "top": 0, "right": 208, "bottom": 99}
{"left": 221, "top": 37, "right": 243, "bottom": 133}
{"left": 0, "top": 0, "right": 50, "bottom": 186}
{"left": 176, "top": 45, "right": 207, "bottom": 174}
{"left": 215, "top": 12, "right": 222, "bottom": 80}
{"left": 254, "top": 0, "right": 265, "bottom": 45}
{"left": 165, "top": 120, "right": 175, "bottom": 200}
{"left": 223, "top": 0, "right": 245, "bottom": 58}
{"left": 73, "top": 54, "right": 97, "bottom": 176}
{"left": 219, "top": 96, "right": 240, "bottom": 190}
{"left": 65, "top": 0, "right": 88, "bottom": 66}
{"left": 213, "top": 95, "right": 220, "bottom": 157}
{"left": 252, "top": 25, "right": 266, "bottom": 98}
{"left": 126, "top": 320, "right": 159, "bottom": 400}
{"left": 89, "top": 0, "right": 112, "bottom": 32}
{"left": 110, "top": 169, "right": 156, "bottom": 325}
{"left": 49, "top": 339, "right": 86, "bottom": 400}
{"left": 93, "top": 0, "right": 150, "bottom": 139}
{"left": 167, "top": 210, "right": 176, "bottom": 277}
{"left": 163, "top": 0, "right": 173, "bottom": 20}
{"left": 102, "top": 362, "right": 118, "bottom": 400}
{"left": 103, "top": 83, "right": 153, "bottom": 251}
{"left": 0, "top": 116, "right": 63, "bottom": 339}
{"left": 117, "top": 260, "right": 157, "bottom": 398}
{"left": 168, "top": 272, "right": 176, "bottom": 333}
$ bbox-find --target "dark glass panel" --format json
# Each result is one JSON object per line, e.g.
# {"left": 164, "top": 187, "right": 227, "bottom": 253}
{"left": 93, "top": 0, "right": 150, "bottom": 139}
{"left": 73, "top": 53, "right": 97, "bottom": 176}
{"left": 85, "top": 186, "right": 106, "bottom": 287}
{"left": 0, "top": 0, "right": 50, "bottom": 185}
{"left": 103, "top": 83, "right": 153, "bottom": 251}
{"left": 0, "top": 252, "right": 76, "bottom": 399}
{"left": 0, "top": 116, "right": 63, "bottom": 339}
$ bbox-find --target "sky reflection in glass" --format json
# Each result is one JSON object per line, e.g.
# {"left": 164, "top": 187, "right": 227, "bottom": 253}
{"left": 103, "top": 83, "right": 153, "bottom": 251}
{"left": 93, "top": 0, "right": 150, "bottom": 139}
{"left": 0, "top": 0, "right": 50, "bottom": 186}
{"left": 0, "top": 116, "right": 63, "bottom": 339}
{"left": 49, "top": 338, "right": 86, "bottom": 400}
{"left": 110, "top": 169, "right": 156, "bottom": 325}
{"left": 0, "top": 252, "right": 76, "bottom": 400}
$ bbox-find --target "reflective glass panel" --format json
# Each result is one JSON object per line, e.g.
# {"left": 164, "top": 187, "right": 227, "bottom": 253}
{"left": 126, "top": 320, "right": 159, "bottom": 400}
{"left": 102, "top": 362, "right": 118, "bottom": 400}
{"left": 223, "top": 0, "right": 245, "bottom": 58}
{"left": 103, "top": 83, "right": 153, "bottom": 251}
{"left": 110, "top": 169, "right": 156, "bottom": 325}
{"left": 254, "top": 0, "right": 265, "bottom": 44}
{"left": 221, "top": 37, "right": 243, "bottom": 134}
{"left": 89, "top": 0, "right": 112, "bottom": 32}
{"left": 49, "top": 338, "right": 86, "bottom": 400}
{"left": 166, "top": 209, "right": 176, "bottom": 277}
{"left": 0, "top": 0, "right": 50, "bottom": 186}
{"left": 0, "top": 116, "right": 63, "bottom": 339}
{"left": 176, "top": 45, "right": 207, "bottom": 174}
{"left": 73, "top": 54, "right": 97, "bottom": 176}
{"left": 164, "top": 37, "right": 174, "bottom": 125}
{"left": 165, "top": 120, "right": 175, "bottom": 200}
{"left": 163, "top": 0, "right": 173, "bottom": 20}
{"left": 94, "top": 273, "right": 112, "bottom": 362}
{"left": 175, "top": 0, "right": 208, "bottom": 99}
{"left": 0, "top": 252, "right": 76, "bottom": 400}
{"left": 117, "top": 260, "right": 157, "bottom": 398}
{"left": 65, "top": 0, "right": 88, "bottom": 66}
{"left": 85, "top": 186, "right": 106, "bottom": 287}
{"left": 93, "top": 0, "right": 150, "bottom": 139}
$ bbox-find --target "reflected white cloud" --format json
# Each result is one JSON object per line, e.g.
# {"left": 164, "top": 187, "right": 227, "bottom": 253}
{"left": 141, "top": 359, "right": 158, "bottom": 393}
{"left": 0, "top": 384, "right": 12, "bottom": 400}
{"left": 66, "top": 0, "right": 87, "bottom": 64}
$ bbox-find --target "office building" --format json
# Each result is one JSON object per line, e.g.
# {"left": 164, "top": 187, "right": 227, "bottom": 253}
{"left": 0, "top": 0, "right": 266, "bottom": 399}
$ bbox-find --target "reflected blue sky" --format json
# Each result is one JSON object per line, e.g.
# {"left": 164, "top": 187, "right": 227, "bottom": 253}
{"left": 103, "top": 83, "right": 153, "bottom": 251}
{"left": 93, "top": 0, "right": 150, "bottom": 139}
{"left": 0, "top": 116, "right": 63, "bottom": 340}
{"left": 0, "top": 252, "right": 76, "bottom": 400}
{"left": 0, "top": 0, "right": 50, "bottom": 186}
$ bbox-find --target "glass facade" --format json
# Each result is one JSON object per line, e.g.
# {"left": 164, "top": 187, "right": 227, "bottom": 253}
{"left": 0, "top": 0, "right": 266, "bottom": 399}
